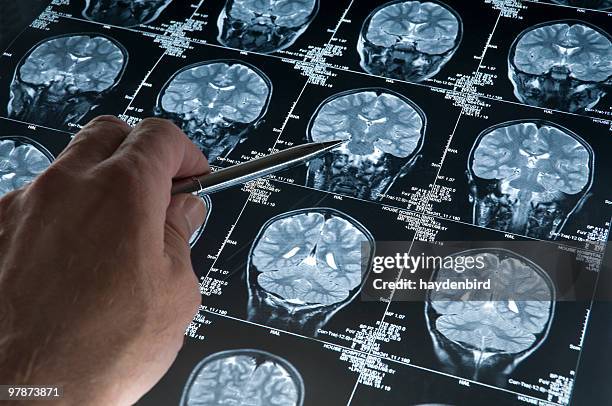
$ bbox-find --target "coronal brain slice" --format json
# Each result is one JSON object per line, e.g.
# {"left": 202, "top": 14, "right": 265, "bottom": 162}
{"left": 509, "top": 21, "right": 612, "bottom": 112}
{"left": 217, "top": 0, "right": 318, "bottom": 53}
{"left": 472, "top": 122, "right": 590, "bottom": 195}
{"left": 358, "top": 0, "right": 462, "bottom": 82}
{"left": 8, "top": 34, "right": 126, "bottom": 127}
{"left": 155, "top": 60, "right": 271, "bottom": 162}
{"left": 82, "top": 0, "right": 174, "bottom": 27}
{"left": 550, "top": 0, "right": 612, "bottom": 9}
{"left": 182, "top": 350, "right": 303, "bottom": 406}
{"left": 429, "top": 250, "right": 554, "bottom": 354}
{"left": 251, "top": 210, "right": 372, "bottom": 306}
{"left": 306, "top": 89, "right": 425, "bottom": 200}
{"left": 18, "top": 35, "right": 124, "bottom": 92}
{"left": 469, "top": 121, "right": 592, "bottom": 239}
{"left": 0, "top": 137, "right": 53, "bottom": 197}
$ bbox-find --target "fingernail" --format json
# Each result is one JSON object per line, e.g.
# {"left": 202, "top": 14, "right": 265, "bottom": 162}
{"left": 183, "top": 195, "right": 206, "bottom": 236}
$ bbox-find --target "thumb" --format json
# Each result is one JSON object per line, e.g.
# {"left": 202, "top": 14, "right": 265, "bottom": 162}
{"left": 164, "top": 194, "right": 206, "bottom": 257}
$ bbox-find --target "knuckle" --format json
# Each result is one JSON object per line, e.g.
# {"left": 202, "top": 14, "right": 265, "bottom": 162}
{"left": 87, "top": 115, "right": 128, "bottom": 128}
{"left": 137, "top": 117, "right": 180, "bottom": 134}
{"left": 80, "top": 115, "right": 130, "bottom": 136}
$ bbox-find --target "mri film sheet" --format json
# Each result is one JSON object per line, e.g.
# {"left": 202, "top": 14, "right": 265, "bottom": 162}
{"left": 1, "top": 1, "right": 612, "bottom": 406}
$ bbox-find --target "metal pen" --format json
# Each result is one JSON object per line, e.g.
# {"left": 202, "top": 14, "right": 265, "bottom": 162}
{"left": 171, "top": 140, "right": 344, "bottom": 195}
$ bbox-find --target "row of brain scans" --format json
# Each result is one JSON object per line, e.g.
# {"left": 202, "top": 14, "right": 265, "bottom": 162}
{"left": 3, "top": 46, "right": 595, "bottom": 241}
{"left": 5, "top": 3, "right": 612, "bottom": 126}
{"left": 74, "top": 0, "right": 612, "bottom": 114}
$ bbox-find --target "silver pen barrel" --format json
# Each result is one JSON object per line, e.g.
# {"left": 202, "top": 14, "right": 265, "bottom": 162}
{"left": 171, "top": 140, "right": 343, "bottom": 195}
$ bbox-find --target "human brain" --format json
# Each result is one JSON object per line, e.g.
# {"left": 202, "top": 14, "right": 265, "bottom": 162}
{"left": 365, "top": 1, "right": 460, "bottom": 55}
{"left": 310, "top": 90, "right": 423, "bottom": 158}
{"left": 252, "top": 212, "right": 371, "bottom": 305}
{"left": 160, "top": 61, "right": 270, "bottom": 125}
{"left": 184, "top": 352, "right": 301, "bottom": 406}
{"left": 513, "top": 22, "right": 612, "bottom": 82}
{"left": 430, "top": 251, "right": 553, "bottom": 353}
{"left": 472, "top": 122, "right": 590, "bottom": 195}
{"left": 19, "top": 35, "right": 125, "bottom": 93}
{"left": 229, "top": 0, "right": 318, "bottom": 28}
{"left": 0, "top": 138, "right": 52, "bottom": 197}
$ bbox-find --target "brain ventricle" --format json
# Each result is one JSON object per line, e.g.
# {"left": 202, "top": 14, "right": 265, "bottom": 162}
{"left": 161, "top": 62, "right": 270, "bottom": 124}
{"left": 231, "top": 0, "right": 317, "bottom": 28}
{"left": 366, "top": 1, "right": 459, "bottom": 54}
{"left": 19, "top": 35, "right": 125, "bottom": 93}
{"left": 310, "top": 90, "right": 423, "bottom": 158}
{"left": 252, "top": 212, "right": 370, "bottom": 305}
{"left": 472, "top": 122, "right": 590, "bottom": 195}
{"left": 430, "top": 253, "right": 552, "bottom": 353}
{"left": 186, "top": 355, "right": 299, "bottom": 405}
{"left": 513, "top": 23, "right": 612, "bottom": 82}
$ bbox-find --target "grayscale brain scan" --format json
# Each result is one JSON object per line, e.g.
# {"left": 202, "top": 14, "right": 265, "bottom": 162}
{"left": 180, "top": 349, "right": 304, "bottom": 406}
{"left": 358, "top": 0, "right": 462, "bottom": 82}
{"left": 247, "top": 208, "right": 374, "bottom": 336}
{"left": 8, "top": 33, "right": 127, "bottom": 128}
{"left": 154, "top": 60, "right": 272, "bottom": 163}
{"left": 82, "top": 0, "right": 174, "bottom": 27}
{"left": 217, "top": 0, "right": 319, "bottom": 53}
{"left": 550, "top": 0, "right": 612, "bottom": 9}
{"left": 426, "top": 249, "right": 555, "bottom": 383}
{"left": 509, "top": 21, "right": 612, "bottom": 112}
{"left": 306, "top": 88, "right": 425, "bottom": 201}
{"left": 0, "top": 136, "right": 53, "bottom": 197}
{"left": 468, "top": 120, "right": 593, "bottom": 240}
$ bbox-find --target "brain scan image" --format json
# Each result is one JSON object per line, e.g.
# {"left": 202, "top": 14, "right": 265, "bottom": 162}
{"left": 549, "top": 0, "right": 612, "bottom": 9}
{"left": 358, "top": 0, "right": 462, "bottom": 82}
{"left": 306, "top": 88, "right": 425, "bottom": 201}
{"left": 467, "top": 120, "right": 593, "bottom": 240}
{"left": 247, "top": 208, "right": 374, "bottom": 336}
{"left": 217, "top": 0, "right": 319, "bottom": 53}
{"left": 0, "top": 136, "right": 53, "bottom": 197}
{"left": 82, "top": 0, "right": 174, "bottom": 27}
{"left": 508, "top": 20, "right": 612, "bottom": 113}
{"left": 8, "top": 34, "right": 127, "bottom": 128}
{"left": 180, "top": 349, "right": 304, "bottom": 406}
{"left": 425, "top": 249, "right": 555, "bottom": 383}
{"left": 154, "top": 60, "right": 272, "bottom": 163}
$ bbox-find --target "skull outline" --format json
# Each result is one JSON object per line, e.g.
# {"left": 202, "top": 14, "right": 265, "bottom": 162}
{"left": 216, "top": 0, "right": 320, "bottom": 54}
{"left": 153, "top": 59, "right": 273, "bottom": 163}
{"left": 305, "top": 87, "right": 427, "bottom": 201}
{"left": 7, "top": 32, "right": 128, "bottom": 128}
{"left": 246, "top": 207, "right": 375, "bottom": 336}
{"left": 0, "top": 135, "right": 54, "bottom": 197}
{"left": 180, "top": 349, "right": 305, "bottom": 406}
{"left": 357, "top": 0, "right": 464, "bottom": 83}
{"left": 507, "top": 19, "right": 612, "bottom": 113}
{"left": 466, "top": 119, "right": 594, "bottom": 240}
{"left": 424, "top": 248, "right": 556, "bottom": 384}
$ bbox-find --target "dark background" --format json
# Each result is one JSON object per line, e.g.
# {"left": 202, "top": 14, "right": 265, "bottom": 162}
{"left": 0, "top": 0, "right": 48, "bottom": 51}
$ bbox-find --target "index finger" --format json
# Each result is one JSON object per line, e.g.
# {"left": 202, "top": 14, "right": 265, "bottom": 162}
{"left": 106, "top": 117, "right": 209, "bottom": 206}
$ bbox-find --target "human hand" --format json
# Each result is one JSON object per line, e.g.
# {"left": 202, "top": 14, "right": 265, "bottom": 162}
{"left": 0, "top": 116, "right": 208, "bottom": 405}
